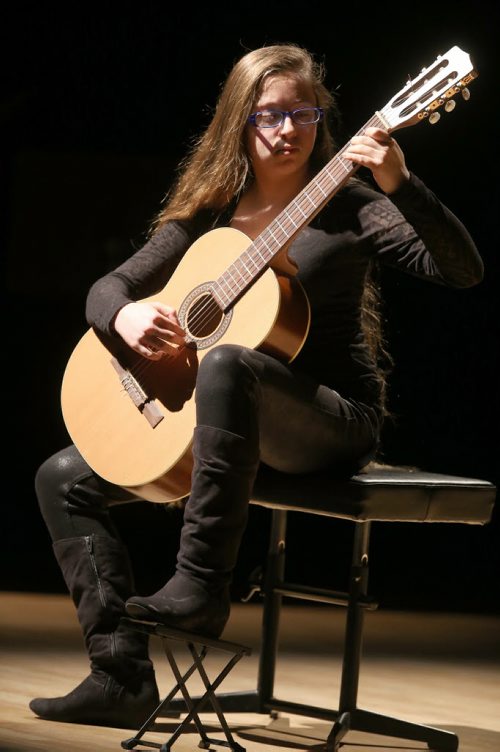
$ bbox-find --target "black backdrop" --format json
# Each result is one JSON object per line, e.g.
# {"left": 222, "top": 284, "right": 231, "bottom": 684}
{"left": 2, "top": 3, "right": 499, "bottom": 613}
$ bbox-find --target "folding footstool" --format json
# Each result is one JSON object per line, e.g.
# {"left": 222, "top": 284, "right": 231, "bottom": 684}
{"left": 121, "top": 619, "right": 251, "bottom": 752}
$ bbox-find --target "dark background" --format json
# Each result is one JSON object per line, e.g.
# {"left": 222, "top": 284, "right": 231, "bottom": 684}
{"left": 2, "top": 3, "right": 499, "bottom": 613}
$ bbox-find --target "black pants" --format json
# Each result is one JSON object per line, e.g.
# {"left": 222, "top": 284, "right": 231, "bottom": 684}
{"left": 36, "top": 345, "right": 380, "bottom": 543}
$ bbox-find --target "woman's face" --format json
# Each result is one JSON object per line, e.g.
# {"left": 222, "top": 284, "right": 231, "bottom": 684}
{"left": 246, "top": 74, "right": 318, "bottom": 185}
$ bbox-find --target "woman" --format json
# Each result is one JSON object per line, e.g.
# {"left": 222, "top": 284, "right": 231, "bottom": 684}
{"left": 30, "top": 44, "right": 483, "bottom": 728}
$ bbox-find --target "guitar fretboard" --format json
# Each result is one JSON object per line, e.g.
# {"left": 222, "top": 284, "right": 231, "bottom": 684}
{"left": 212, "top": 112, "right": 385, "bottom": 310}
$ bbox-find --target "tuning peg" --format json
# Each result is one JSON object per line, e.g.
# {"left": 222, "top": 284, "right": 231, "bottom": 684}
{"left": 461, "top": 87, "right": 471, "bottom": 101}
{"left": 444, "top": 99, "right": 456, "bottom": 112}
{"left": 429, "top": 112, "right": 441, "bottom": 124}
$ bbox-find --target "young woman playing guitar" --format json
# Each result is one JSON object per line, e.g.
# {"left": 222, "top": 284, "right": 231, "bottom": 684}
{"left": 30, "top": 44, "right": 482, "bottom": 728}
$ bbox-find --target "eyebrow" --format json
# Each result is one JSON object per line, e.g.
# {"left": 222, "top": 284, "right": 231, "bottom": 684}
{"left": 254, "top": 99, "right": 315, "bottom": 109}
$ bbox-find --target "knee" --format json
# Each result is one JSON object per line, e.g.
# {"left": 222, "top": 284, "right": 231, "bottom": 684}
{"left": 196, "top": 345, "right": 256, "bottom": 394}
{"left": 35, "top": 446, "right": 91, "bottom": 518}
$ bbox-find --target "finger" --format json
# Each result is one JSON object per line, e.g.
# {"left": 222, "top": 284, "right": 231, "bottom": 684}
{"left": 136, "top": 343, "right": 164, "bottom": 360}
{"left": 363, "top": 126, "right": 392, "bottom": 142}
{"left": 149, "top": 325, "right": 186, "bottom": 345}
{"left": 152, "top": 315, "right": 186, "bottom": 337}
{"left": 143, "top": 315, "right": 186, "bottom": 340}
{"left": 343, "top": 145, "right": 386, "bottom": 167}
{"left": 350, "top": 134, "right": 390, "bottom": 151}
{"left": 162, "top": 320, "right": 186, "bottom": 338}
{"left": 146, "top": 332, "right": 186, "bottom": 355}
{"left": 153, "top": 302, "right": 183, "bottom": 325}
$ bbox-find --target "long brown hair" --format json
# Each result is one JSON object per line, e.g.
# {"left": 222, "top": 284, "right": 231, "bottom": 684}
{"left": 153, "top": 44, "right": 337, "bottom": 227}
{"left": 153, "top": 43, "right": 391, "bottom": 411}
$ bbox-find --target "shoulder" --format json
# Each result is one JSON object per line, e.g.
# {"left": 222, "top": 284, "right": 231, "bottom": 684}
{"left": 150, "top": 208, "right": 220, "bottom": 246}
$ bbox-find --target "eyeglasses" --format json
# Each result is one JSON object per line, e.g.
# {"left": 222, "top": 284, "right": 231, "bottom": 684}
{"left": 247, "top": 107, "right": 324, "bottom": 128}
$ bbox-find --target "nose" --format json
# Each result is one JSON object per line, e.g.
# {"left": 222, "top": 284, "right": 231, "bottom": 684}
{"left": 278, "top": 112, "right": 298, "bottom": 137}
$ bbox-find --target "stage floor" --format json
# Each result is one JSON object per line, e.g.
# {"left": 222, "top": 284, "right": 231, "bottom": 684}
{"left": 1, "top": 592, "right": 500, "bottom": 751}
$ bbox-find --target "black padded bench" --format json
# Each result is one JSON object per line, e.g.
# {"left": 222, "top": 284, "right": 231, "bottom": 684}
{"left": 201, "top": 463, "right": 496, "bottom": 751}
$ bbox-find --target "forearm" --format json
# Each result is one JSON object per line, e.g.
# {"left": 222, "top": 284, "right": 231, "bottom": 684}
{"left": 85, "top": 220, "right": 194, "bottom": 337}
{"left": 388, "top": 172, "right": 483, "bottom": 287}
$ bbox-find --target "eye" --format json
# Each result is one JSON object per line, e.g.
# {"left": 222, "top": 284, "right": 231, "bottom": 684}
{"left": 254, "top": 110, "right": 282, "bottom": 127}
{"left": 255, "top": 110, "right": 283, "bottom": 128}
{"left": 292, "top": 108, "right": 321, "bottom": 125}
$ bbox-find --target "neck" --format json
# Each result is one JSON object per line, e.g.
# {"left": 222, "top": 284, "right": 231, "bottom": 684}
{"left": 250, "top": 166, "right": 311, "bottom": 209}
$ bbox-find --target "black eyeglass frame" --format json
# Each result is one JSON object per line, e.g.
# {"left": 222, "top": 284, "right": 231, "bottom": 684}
{"left": 247, "top": 107, "right": 324, "bottom": 128}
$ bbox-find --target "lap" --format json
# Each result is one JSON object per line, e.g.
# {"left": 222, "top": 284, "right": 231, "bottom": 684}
{"left": 238, "top": 348, "right": 380, "bottom": 473}
{"left": 39, "top": 346, "right": 380, "bottom": 504}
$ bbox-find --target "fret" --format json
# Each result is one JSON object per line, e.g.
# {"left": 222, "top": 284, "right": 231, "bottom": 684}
{"left": 246, "top": 253, "right": 265, "bottom": 276}
{"left": 284, "top": 208, "right": 298, "bottom": 227}
{"left": 238, "top": 254, "right": 252, "bottom": 276}
{"left": 274, "top": 216, "right": 290, "bottom": 238}
{"left": 267, "top": 226, "right": 279, "bottom": 244}
{"left": 293, "top": 200, "right": 307, "bottom": 218}
{"left": 314, "top": 179, "right": 328, "bottom": 198}
{"left": 338, "top": 155, "right": 351, "bottom": 173}
{"left": 259, "top": 234, "right": 273, "bottom": 255}
{"left": 253, "top": 239, "right": 270, "bottom": 263}
{"left": 323, "top": 165, "right": 338, "bottom": 186}
{"left": 225, "top": 264, "right": 242, "bottom": 292}
{"left": 244, "top": 250, "right": 261, "bottom": 272}
{"left": 212, "top": 284, "right": 229, "bottom": 307}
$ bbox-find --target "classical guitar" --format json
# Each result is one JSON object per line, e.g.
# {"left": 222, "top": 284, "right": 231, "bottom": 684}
{"left": 61, "top": 46, "right": 477, "bottom": 503}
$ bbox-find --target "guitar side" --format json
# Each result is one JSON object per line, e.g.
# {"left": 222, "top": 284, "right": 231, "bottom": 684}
{"left": 61, "top": 227, "right": 310, "bottom": 503}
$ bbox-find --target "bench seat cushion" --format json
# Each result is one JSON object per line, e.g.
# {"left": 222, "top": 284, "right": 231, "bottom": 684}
{"left": 250, "top": 464, "right": 496, "bottom": 523}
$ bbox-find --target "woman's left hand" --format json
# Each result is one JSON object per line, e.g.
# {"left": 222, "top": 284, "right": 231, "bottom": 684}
{"left": 343, "top": 127, "right": 410, "bottom": 194}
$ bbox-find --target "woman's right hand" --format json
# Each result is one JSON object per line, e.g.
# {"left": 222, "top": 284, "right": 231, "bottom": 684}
{"left": 113, "top": 301, "right": 186, "bottom": 360}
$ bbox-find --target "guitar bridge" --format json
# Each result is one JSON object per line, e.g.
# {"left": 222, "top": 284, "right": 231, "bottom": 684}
{"left": 111, "top": 358, "right": 164, "bottom": 428}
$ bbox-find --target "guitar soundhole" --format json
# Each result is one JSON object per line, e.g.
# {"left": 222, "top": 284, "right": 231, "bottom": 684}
{"left": 186, "top": 293, "right": 223, "bottom": 338}
{"left": 179, "top": 284, "right": 233, "bottom": 349}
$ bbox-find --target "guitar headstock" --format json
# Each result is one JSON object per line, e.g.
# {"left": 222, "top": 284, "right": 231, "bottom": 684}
{"left": 379, "top": 46, "right": 478, "bottom": 132}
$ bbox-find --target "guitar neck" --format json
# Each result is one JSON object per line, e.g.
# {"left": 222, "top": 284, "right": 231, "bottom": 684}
{"left": 212, "top": 111, "right": 386, "bottom": 310}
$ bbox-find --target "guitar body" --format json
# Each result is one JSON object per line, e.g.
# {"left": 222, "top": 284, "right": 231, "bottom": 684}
{"left": 61, "top": 227, "right": 310, "bottom": 503}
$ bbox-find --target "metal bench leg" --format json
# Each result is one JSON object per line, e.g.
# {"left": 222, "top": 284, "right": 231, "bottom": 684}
{"left": 338, "top": 520, "right": 371, "bottom": 713}
{"left": 326, "top": 520, "right": 458, "bottom": 752}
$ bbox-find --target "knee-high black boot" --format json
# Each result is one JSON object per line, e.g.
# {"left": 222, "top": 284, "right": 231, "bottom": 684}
{"left": 126, "top": 425, "right": 260, "bottom": 638}
{"left": 29, "top": 534, "right": 159, "bottom": 727}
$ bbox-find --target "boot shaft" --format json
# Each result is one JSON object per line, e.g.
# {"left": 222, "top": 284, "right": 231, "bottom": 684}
{"left": 177, "top": 425, "right": 260, "bottom": 585}
{"left": 53, "top": 534, "right": 151, "bottom": 681}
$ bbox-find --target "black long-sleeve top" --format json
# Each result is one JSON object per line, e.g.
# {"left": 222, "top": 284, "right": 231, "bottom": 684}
{"left": 86, "top": 172, "right": 483, "bottom": 411}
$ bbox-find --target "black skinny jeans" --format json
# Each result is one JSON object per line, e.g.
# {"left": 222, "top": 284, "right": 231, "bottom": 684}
{"left": 36, "top": 344, "right": 380, "bottom": 543}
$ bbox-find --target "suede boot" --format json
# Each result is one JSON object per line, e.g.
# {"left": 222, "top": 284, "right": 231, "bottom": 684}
{"left": 126, "top": 425, "right": 260, "bottom": 638}
{"left": 30, "top": 535, "right": 159, "bottom": 727}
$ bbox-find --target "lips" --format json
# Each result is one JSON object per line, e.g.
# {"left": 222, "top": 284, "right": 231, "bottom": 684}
{"left": 275, "top": 145, "right": 298, "bottom": 155}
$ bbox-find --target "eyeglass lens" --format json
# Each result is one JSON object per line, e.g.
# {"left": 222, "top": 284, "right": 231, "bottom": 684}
{"left": 251, "top": 107, "right": 322, "bottom": 127}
